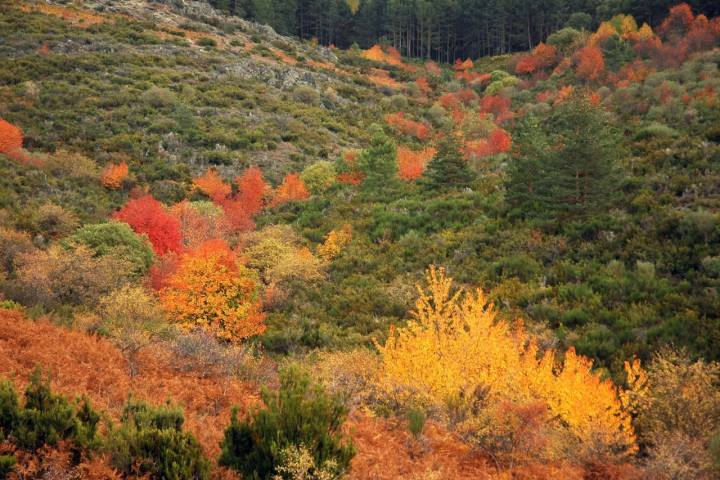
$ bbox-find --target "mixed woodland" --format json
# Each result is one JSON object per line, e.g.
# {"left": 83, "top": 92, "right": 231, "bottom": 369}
{"left": 1, "top": 0, "right": 720, "bottom": 478}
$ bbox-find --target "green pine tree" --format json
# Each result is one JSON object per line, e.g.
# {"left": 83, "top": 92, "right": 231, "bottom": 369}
{"left": 358, "top": 125, "right": 400, "bottom": 196}
{"left": 422, "top": 132, "right": 474, "bottom": 191}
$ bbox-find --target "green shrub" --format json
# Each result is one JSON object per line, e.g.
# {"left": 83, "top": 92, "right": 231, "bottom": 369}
{"left": 63, "top": 222, "right": 154, "bottom": 277}
{"left": 0, "top": 455, "right": 15, "bottom": 478}
{"left": 0, "top": 371, "right": 100, "bottom": 453}
{"left": 301, "top": 161, "right": 337, "bottom": 194}
{"left": 407, "top": 408, "right": 426, "bottom": 439}
{"left": 219, "top": 364, "right": 355, "bottom": 479}
{"left": 107, "top": 401, "right": 209, "bottom": 479}
{"left": 197, "top": 37, "right": 217, "bottom": 48}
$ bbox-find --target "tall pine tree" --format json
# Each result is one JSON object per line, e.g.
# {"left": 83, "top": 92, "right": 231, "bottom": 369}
{"left": 422, "top": 132, "right": 474, "bottom": 191}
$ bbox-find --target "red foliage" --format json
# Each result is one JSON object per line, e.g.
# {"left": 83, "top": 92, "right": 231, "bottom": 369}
{"left": 415, "top": 76, "right": 432, "bottom": 95}
{"left": 114, "top": 194, "right": 183, "bottom": 255}
{"left": 148, "top": 252, "right": 180, "bottom": 290}
{"left": 687, "top": 14, "right": 719, "bottom": 52}
{"left": 0, "top": 119, "right": 23, "bottom": 154}
{"left": 193, "top": 168, "right": 231, "bottom": 203}
{"left": 424, "top": 60, "right": 442, "bottom": 77}
{"left": 480, "top": 95, "right": 513, "bottom": 124}
{"left": 453, "top": 58, "right": 474, "bottom": 71}
{"left": 574, "top": 45, "right": 605, "bottom": 81}
{"left": 385, "top": 112, "right": 430, "bottom": 140}
{"left": 658, "top": 3, "right": 694, "bottom": 40}
{"left": 397, "top": 146, "right": 436, "bottom": 181}
{"left": 234, "top": 166, "right": 268, "bottom": 216}
{"left": 338, "top": 171, "right": 364, "bottom": 185}
{"left": 463, "top": 128, "right": 512, "bottom": 160}
{"left": 271, "top": 173, "right": 310, "bottom": 207}
{"left": 220, "top": 198, "right": 256, "bottom": 233}
{"left": 515, "top": 55, "right": 540, "bottom": 75}
{"left": 455, "top": 70, "right": 492, "bottom": 86}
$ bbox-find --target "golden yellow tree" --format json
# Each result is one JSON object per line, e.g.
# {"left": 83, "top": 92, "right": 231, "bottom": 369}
{"left": 317, "top": 224, "right": 353, "bottom": 261}
{"left": 376, "top": 266, "right": 636, "bottom": 458}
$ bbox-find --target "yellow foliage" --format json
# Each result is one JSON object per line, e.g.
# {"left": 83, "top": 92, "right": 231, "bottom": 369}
{"left": 317, "top": 224, "right": 353, "bottom": 261}
{"left": 376, "top": 266, "right": 636, "bottom": 457}
{"left": 637, "top": 23, "right": 655, "bottom": 40}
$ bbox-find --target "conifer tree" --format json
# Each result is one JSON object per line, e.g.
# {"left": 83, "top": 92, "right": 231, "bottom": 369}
{"left": 358, "top": 125, "right": 399, "bottom": 195}
{"left": 422, "top": 132, "right": 474, "bottom": 191}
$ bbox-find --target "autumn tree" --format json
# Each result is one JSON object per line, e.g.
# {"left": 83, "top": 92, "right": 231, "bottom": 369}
{"left": 159, "top": 239, "right": 265, "bottom": 341}
{"left": 169, "top": 200, "right": 224, "bottom": 249}
{"left": 376, "top": 266, "right": 636, "bottom": 460}
{"left": 271, "top": 174, "right": 310, "bottom": 207}
{"left": 235, "top": 166, "right": 268, "bottom": 216}
{"left": 397, "top": 146, "right": 436, "bottom": 181}
{"left": 100, "top": 161, "right": 129, "bottom": 189}
{"left": 114, "top": 195, "right": 183, "bottom": 255}
{"left": 574, "top": 45, "right": 605, "bottom": 81}
{"left": 193, "top": 168, "right": 231, "bottom": 203}
{"left": 300, "top": 161, "right": 337, "bottom": 194}
{"left": 317, "top": 224, "right": 353, "bottom": 261}
{"left": 0, "top": 119, "right": 23, "bottom": 155}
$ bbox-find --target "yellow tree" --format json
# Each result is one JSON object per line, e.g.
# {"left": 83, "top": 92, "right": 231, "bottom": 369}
{"left": 160, "top": 240, "right": 265, "bottom": 341}
{"left": 376, "top": 266, "right": 636, "bottom": 458}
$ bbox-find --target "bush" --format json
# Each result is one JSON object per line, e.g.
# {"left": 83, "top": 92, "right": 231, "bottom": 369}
{"left": 292, "top": 85, "right": 320, "bottom": 105}
{"left": 300, "top": 161, "right": 337, "bottom": 194}
{"left": 0, "top": 371, "right": 100, "bottom": 453}
{"left": 197, "top": 37, "right": 217, "bottom": 48}
{"left": 64, "top": 221, "right": 155, "bottom": 277}
{"left": 107, "top": 401, "right": 210, "bottom": 479}
{"left": 219, "top": 364, "right": 355, "bottom": 479}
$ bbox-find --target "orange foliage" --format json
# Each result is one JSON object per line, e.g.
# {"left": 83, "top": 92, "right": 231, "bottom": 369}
{"left": 397, "top": 146, "right": 436, "bottom": 181}
{"left": 516, "top": 42, "right": 557, "bottom": 75}
{"left": 338, "top": 171, "right": 364, "bottom": 185}
{"left": 193, "top": 168, "right": 231, "bottom": 202}
{"left": 515, "top": 55, "right": 540, "bottom": 75}
{"left": 687, "top": 14, "right": 719, "bottom": 51}
{"left": 480, "top": 95, "right": 513, "bottom": 124}
{"left": 271, "top": 173, "right": 310, "bottom": 207}
{"left": 361, "top": 44, "right": 411, "bottom": 71}
{"left": 455, "top": 70, "right": 491, "bottom": 86}
{"left": 113, "top": 195, "right": 183, "bottom": 255}
{"left": 415, "top": 76, "right": 432, "bottom": 95}
{"left": 160, "top": 240, "right": 265, "bottom": 341}
{"left": 463, "top": 128, "right": 512, "bottom": 160}
{"left": 220, "top": 199, "right": 256, "bottom": 233}
{"left": 367, "top": 68, "right": 403, "bottom": 89}
{"left": 0, "top": 119, "right": 23, "bottom": 154}
{"left": 100, "top": 161, "right": 129, "bottom": 189}
{"left": 658, "top": 3, "right": 694, "bottom": 40}
{"left": 0, "top": 308, "right": 259, "bottom": 462}
{"left": 385, "top": 112, "right": 430, "bottom": 140}
{"left": 20, "top": 4, "right": 107, "bottom": 29}
{"left": 453, "top": 58, "right": 474, "bottom": 71}
{"left": 235, "top": 166, "right": 268, "bottom": 216}
{"left": 424, "top": 60, "right": 442, "bottom": 77}
{"left": 169, "top": 201, "right": 224, "bottom": 249}
{"left": 574, "top": 45, "right": 605, "bottom": 81}
{"left": 38, "top": 42, "right": 51, "bottom": 56}
{"left": 555, "top": 85, "right": 575, "bottom": 104}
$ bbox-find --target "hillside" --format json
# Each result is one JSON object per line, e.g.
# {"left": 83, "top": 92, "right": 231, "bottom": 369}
{"left": 1, "top": 0, "right": 720, "bottom": 478}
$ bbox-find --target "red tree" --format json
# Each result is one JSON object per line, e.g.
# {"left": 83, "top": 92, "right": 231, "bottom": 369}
{"left": 271, "top": 173, "right": 310, "bottom": 207}
{"left": 658, "top": 3, "right": 694, "bottom": 40}
{"left": 114, "top": 195, "right": 182, "bottom": 255}
{"left": 235, "top": 166, "right": 268, "bottom": 216}
{"left": 575, "top": 46, "right": 605, "bottom": 81}
{"left": 193, "top": 168, "right": 231, "bottom": 203}
{"left": 0, "top": 119, "right": 23, "bottom": 154}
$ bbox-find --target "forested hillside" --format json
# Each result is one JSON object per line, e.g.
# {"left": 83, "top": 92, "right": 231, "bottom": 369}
{"left": 208, "top": 0, "right": 720, "bottom": 59}
{"left": 1, "top": 0, "right": 720, "bottom": 478}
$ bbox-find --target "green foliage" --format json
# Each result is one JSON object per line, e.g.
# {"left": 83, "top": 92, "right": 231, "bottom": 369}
{"left": 358, "top": 126, "right": 399, "bottom": 196}
{"left": 0, "top": 370, "right": 100, "bottom": 453}
{"left": 506, "top": 94, "right": 621, "bottom": 221}
{"left": 422, "top": 133, "right": 474, "bottom": 191}
{"left": 301, "top": 161, "right": 337, "bottom": 194}
{"left": 107, "top": 401, "right": 210, "bottom": 479}
{"left": 63, "top": 222, "right": 155, "bottom": 277}
{"left": 406, "top": 408, "right": 426, "bottom": 439}
{"left": 0, "top": 455, "right": 15, "bottom": 478}
{"left": 219, "top": 364, "right": 354, "bottom": 479}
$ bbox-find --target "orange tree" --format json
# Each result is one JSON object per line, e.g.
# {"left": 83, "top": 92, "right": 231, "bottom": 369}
{"left": 159, "top": 240, "right": 265, "bottom": 341}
